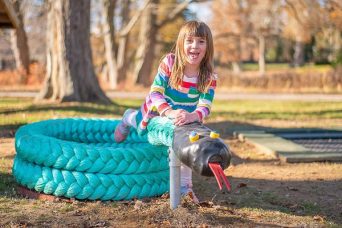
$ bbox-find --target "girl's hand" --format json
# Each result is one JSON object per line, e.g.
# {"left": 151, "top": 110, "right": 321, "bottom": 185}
{"left": 173, "top": 111, "right": 199, "bottom": 126}
{"left": 164, "top": 109, "right": 186, "bottom": 119}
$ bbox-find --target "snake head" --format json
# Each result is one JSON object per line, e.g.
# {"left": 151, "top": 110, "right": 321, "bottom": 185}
{"left": 172, "top": 122, "right": 231, "bottom": 176}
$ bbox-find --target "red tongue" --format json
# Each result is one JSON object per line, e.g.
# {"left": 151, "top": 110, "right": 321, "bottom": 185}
{"left": 208, "top": 163, "right": 231, "bottom": 191}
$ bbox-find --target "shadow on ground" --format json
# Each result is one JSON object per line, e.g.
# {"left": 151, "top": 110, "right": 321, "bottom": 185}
{"left": 0, "top": 102, "right": 139, "bottom": 116}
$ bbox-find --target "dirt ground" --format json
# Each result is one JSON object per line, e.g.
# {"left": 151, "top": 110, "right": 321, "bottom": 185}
{"left": 0, "top": 123, "right": 341, "bottom": 227}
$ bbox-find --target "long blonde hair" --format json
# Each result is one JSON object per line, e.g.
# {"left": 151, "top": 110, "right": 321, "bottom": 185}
{"left": 169, "top": 21, "right": 214, "bottom": 93}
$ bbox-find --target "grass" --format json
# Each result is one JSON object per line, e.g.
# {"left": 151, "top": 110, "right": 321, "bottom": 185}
{"left": 1, "top": 98, "right": 341, "bottom": 129}
{"left": 211, "top": 100, "right": 342, "bottom": 122}
{"left": 301, "top": 201, "right": 321, "bottom": 215}
{"left": 0, "top": 98, "right": 140, "bottom": 131}
{"left": 242, "top": 63, "right": 332, "bottom": 73}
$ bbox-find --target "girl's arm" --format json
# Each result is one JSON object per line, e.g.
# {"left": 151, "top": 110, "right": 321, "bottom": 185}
{"left": 149, "top": 54, "right": 173, "bottom": 116}
{"left": 194, "top": 77, "right": 216, "bottom": 122}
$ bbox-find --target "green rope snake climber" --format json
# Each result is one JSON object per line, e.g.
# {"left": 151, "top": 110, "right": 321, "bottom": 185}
{"left": 13, "top": 118, "right": 173, "bottom": 200}
{"left": 13, "top": 117, "right": 231, "bottom": 201}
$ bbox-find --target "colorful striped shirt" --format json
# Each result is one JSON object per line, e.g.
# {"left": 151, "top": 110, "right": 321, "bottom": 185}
{"left": 135, "top": 53, "right": 217, "bottom": 134}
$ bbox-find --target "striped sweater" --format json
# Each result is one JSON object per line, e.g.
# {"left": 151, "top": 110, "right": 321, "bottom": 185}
{"left": 135, "top": 53, "right": 217, "bottom": 134}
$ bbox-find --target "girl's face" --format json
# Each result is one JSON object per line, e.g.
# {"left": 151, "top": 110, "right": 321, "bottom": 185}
{"left": 183, "top": 36, "right": 207, "bottom": 67}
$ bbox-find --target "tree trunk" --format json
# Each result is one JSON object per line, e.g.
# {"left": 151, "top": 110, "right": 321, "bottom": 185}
{"left": 117, "top": 1, "right": 131, "bottom": 83}
{"left": 292, "top": 39, "right": 305, "bottom": 67}
{"left": 232, "top": 62, "right": 242, "bottom": 74}
{"left": 331, "top": 29, "right": 341, "bottom": 63}
{"left": 102, "top": 0, "right": 118, "bottom": 89}
{"left": 258, "top": 35, "right": 266, "bottom": 75}
{"left": 10, "top": 0, "right": 30, "bottom": 84}
{"left": 102, "top": 0, "right": 143, "bottom": 86}
{"left": 232, "top": 36, "right": 242, "bottom": 74}
{"left": 133, "top": 0, "right": 158, "bottom": 86}
{"left": 36, "top": 0, "right": 111, "bottom": 104}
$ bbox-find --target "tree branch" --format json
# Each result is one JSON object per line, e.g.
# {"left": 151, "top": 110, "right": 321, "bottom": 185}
{"left": 284, "top": 0, "right": 304, "bottom": 26}
{"left": 157, "top": 0, "right": 191, "bottom": 28}
{"left": 119, "top": 0, "right": 151, "bottom": 37}
{"left": 214, "top": 31, "right": 278, "bottom": 40}
{"left": 156, "top": 0, "right": 210, "bottom": 28}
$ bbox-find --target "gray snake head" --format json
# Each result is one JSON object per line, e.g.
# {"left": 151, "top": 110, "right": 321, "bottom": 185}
{"left": 172, "top": 122, "right": 231, "bottom": 176}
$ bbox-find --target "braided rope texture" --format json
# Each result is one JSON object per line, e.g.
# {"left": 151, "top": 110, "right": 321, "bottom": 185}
{"left": 147, "top": 117, "right": 175, "bottom": 147}
{"left": 13, "top": 118, "right": 173, "bottom": 200}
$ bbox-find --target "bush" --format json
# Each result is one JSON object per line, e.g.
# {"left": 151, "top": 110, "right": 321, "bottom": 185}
{"left": 331, "top": 50, "right": 342, "bottom": 68}
{"left": 217, "top": 68, "right": 342, "bottom": 93}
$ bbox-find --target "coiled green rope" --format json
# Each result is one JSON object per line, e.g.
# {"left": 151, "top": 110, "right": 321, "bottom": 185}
{"left": 13, "top": 117, "right": 174, "bottom": 200}
{"left": 13, "top": 157, "right": 168, "bottom": 200}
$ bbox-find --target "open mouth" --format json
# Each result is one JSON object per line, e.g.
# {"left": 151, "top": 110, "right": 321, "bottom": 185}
{"left": 189, "top": 52, "right": 200, "bottom": 60}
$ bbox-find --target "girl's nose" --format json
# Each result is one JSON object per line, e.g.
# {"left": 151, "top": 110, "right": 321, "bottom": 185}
{"left": 192, "top": 41, "right": 199, "bottom": 48}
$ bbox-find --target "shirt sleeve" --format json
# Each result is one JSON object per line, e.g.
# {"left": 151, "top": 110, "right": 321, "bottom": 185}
{"left": 195, "top": 74, "right": 217, "bottom": 121}
{"left": 149, "top": 54, "right": 174, "bottom": 115}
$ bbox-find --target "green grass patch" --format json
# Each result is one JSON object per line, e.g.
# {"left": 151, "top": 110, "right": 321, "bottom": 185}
{"left": 211, "top": 100, "right": 342, "bottom": 121}
{"left": 0, "top": 98, "right": 144, "bottom": 128}
{"left": 0, "top": 97, "right": 340, "bottom": 141}
{"left": 0, "top": 98, "right": 341, "bottom": 129}
{"left": 301, "top": 201, "right": 321, "bottom": 215}
{"left": 242, "top": 63, "right": 332, "bottom": 73}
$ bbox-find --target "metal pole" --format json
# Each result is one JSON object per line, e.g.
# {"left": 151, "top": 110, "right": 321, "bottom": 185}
{"left": 169, "top": 148, "right": 181, "bottom": 209}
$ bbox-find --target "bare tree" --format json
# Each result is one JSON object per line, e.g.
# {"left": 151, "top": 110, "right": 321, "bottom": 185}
{"left": 102, "top": 0, "right": 118, "bottom": 88}
{"left": 36, "top": 0, "right": 111, "bottom": 104}
{"left": 284, "top": 0, "right": 324, "bottom": 67}
{"left": 10, "top": 0, "right": 30, "bottom": 83}
{"left": 211, "top": 0, "right": 250, "bottom": 73}
{"left": 211, "top": 0, "right": 281, "bottom": 74}
{"left": 101, "top": 0, "right": 149, "bottom": 89}
{"left": 21, "top": 0, "right": 48, "bottom": 64}
{"left": 249, "top": 0, "right": 281, "bottom": 74}
{"left": 133, "top": 0, "right": 158, "bottom": 86}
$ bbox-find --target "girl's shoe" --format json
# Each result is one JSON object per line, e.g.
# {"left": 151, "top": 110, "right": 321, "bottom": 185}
{"left": 114, "top": 109, "right": 135, "bottom": 143}
{"left": 181, "top": 186, "right": 199, "bottom": 203}
{"left": 114, "top": 121, "right": 130, "bottom": 143}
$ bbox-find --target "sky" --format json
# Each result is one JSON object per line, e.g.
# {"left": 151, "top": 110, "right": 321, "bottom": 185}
{"left": 188, "top": 2, "right": 212, "bottom": 23}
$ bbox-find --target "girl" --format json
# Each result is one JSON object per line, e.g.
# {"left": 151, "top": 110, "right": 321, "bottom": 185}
{"left": 114, "top": 20, "right": 217, "bottom": 203}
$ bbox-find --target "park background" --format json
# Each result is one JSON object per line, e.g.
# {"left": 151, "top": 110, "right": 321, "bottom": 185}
{"left": 0, "top": 0, "right": 341, "bottom": 227}
{"left": 0, "top": 0, "right": 341, "bottom": 97}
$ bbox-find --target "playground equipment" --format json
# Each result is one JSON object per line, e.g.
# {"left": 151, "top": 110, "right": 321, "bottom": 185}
{"left": 168, "top": 122, "right": 231, "bottom": 208}
{"left": 13, "top": 117, "right": 231, "bottom": 208}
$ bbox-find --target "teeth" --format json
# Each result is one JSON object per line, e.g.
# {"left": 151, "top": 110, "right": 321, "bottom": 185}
{"left": 188, "top": 52, "right": 200, "bottom": 61}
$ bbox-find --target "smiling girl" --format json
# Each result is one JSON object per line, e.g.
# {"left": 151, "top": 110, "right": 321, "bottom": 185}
{"left": 114, "top": 21, "right": 217, "bottom": 202}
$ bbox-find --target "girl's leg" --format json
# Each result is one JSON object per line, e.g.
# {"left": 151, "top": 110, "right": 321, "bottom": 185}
{"left": 180, "top": 164, "right": 199, "bottom": 203}
{"left": 114, "top": 109, "right": 138, "bottom": 142}
{"left": 124, "top": 109, "right": 138, "bottom": 128}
